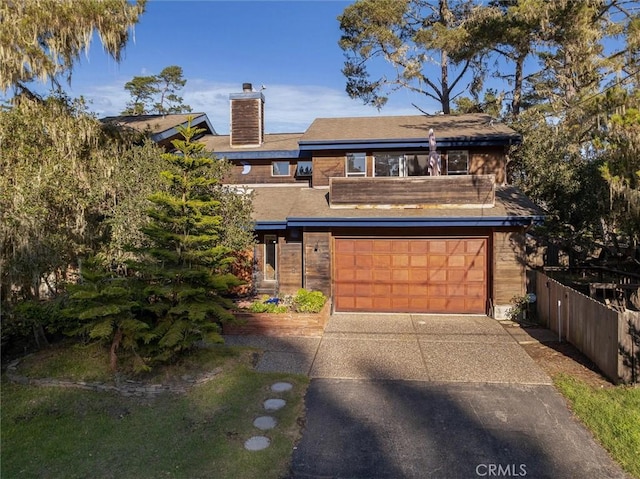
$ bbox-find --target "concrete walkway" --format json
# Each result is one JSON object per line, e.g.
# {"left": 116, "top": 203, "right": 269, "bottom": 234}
{"left": 224, "top": 314, "right": 630, "bottom": 479}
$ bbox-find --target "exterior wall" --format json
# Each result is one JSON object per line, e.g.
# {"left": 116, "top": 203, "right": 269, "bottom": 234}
{"left": 279, "top": 241, "right": 303, "bottom": 294}
{"left": 468, "top": 147, "right": 506, "bottom": 184}
{"left": 253, "top": 226, "right": 530, "bottom": 318}
{"left": 492, "top": 228, "right": 527, "bottom": 318}
{"left": 303, "top": 231, "right": 331, "bottom": 295}
{"left": 312, "top": 152, "right": 345, "bottom": 187}
{"left": 225, "top": 159, "right": 310, "bottom": 184}
{"left": 312, "top": 148, "right": 507, "bottom": 188}
{"left": 253, "top": 232, "right": 303, "bottom": 295}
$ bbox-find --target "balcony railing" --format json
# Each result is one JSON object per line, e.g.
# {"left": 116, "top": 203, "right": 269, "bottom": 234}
{"left": 329, "top": 174, "right": 495, "bottom": 209}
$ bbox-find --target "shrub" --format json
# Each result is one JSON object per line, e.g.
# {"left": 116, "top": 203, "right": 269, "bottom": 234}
{"left": 293, "top": 289, "right": 326, "bottom": 313}
{"left": 248, "top": 296, "right": 288, "bottom": 313}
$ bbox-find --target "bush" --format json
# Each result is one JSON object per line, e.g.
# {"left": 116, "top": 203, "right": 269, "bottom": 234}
{"left": 248, "top": 296, "right": 288, "bottom": 313}
{"left": 293, "top": 289, "right": 326, "bottom": 313}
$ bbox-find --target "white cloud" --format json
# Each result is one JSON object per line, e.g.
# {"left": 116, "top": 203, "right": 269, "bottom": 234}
{"left": 68, "top": 78, "right": 433, "bottom": 133}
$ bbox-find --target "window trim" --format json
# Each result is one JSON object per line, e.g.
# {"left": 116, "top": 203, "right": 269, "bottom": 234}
{"left": 345, "top": 152, "right": 367, "bottom": 177}
{"left": 271, "top": 161, "right": 291, "bottom": 177}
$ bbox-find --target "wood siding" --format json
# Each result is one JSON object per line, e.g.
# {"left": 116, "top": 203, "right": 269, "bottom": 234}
{"left": 230, "top": 98, "right": 263, "bottom": 147}
{"left": 225, "top": 160, "right": 309, "bottom": 184}
{"left": 279, "top": 242, "right": 303, "bottom": 294}
{"left": 304, "top": 231, "right": 331, "bottom": 295}
{"left": 312, "top": 153, "right": 346, "bottom": 187}
{"left": 469, "top": 147, "right": 506, "bottom": 184}
{"left": 312, "top": 149, "right": 506, "bottom": 188}
{"left": 492, "top": 229, "right": 526, "bottom": 305}
{"left": 329, "top": 175, "right": 495, "bottom": 208}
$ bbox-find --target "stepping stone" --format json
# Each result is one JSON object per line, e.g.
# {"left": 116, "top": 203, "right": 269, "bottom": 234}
{"left": 244, "top": 435, "right": 270, "bottom": 451}
{"left": 271, "top": 381, "right": 293, "bottom": 392}
{"left": 253, "top": 415, "right": 277, "bottom": 430}
{"left": 263, "top": 398, "right": 286, "bottom": 411}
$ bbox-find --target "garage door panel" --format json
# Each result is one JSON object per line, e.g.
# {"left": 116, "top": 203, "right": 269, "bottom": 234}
{"left": 334, "top": 238, "right": 487, "bottom": 314}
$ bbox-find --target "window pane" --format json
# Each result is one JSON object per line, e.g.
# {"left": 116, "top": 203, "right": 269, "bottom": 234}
{"left": 296, "top": 161, "right": 312, "bottom": 176}
{"left": 272, "top": 161, "right": 290, "bottom": 176}
{"left": 374, "top": 153, "right": 401, "bottom": 177}
{"left": 406, "top": 154, "right": 429, "bottom": 176}
{"left": 346, "top": 153, "right": 366, "bottom": 176}
{"left": 447, "top": 151, "right": 468, "bottom": 175}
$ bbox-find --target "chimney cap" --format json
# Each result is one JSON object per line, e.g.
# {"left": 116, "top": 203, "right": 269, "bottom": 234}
{"left": 242, "top": 83, "right": 253, "bottom": 92}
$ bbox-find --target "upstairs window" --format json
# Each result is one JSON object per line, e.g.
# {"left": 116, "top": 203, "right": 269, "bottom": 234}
{"left": 272, "top": 161, "right": 290, "bottom": 176}
{"left": 296, "top": 161, "right": 313, "bottom": 177}
{"left": 374, "top": 153, "right": 403, "bottom": 177}
{"left": 346, "top": 153, "right": 366, "bottom": 177}
{"left": 372, "top": 152, "right": 431, "bottom": 177}
{"left": 446, "top": 150, "right": 469, "bottom": 175}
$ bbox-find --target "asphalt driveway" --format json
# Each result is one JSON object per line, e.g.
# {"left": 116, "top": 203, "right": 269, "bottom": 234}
{"left": 225, "top": 314, "right": 629, "bottom": 479}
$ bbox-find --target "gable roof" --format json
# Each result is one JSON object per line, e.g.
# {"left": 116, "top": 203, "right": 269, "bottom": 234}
{"left": 101, "top": 113, "right": 216, "bottom": 143}
{"left": 299, "top": 113, "right": 520, "bottom": 150}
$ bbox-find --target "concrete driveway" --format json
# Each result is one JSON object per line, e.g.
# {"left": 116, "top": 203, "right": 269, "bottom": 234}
{"left": 225, "top": 314, "right": 629, "bottom": 479}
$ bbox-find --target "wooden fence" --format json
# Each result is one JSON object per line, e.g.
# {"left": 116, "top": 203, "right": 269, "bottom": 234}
{"left": 533, "top": 271, "right": 640, "bottom": 384}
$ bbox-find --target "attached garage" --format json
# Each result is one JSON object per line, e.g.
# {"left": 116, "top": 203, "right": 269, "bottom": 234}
{"left": 333, "top": 237, "right": 488, "bottom": 314}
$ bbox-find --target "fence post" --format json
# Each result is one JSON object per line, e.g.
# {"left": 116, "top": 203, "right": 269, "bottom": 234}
{"left": 558, "top": 299, "right": 562, "bottom": 342}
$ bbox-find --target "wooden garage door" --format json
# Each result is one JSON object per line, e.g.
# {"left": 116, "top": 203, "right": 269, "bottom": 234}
{"left": 334, "top": 238, "right": 487, "bottom": 313}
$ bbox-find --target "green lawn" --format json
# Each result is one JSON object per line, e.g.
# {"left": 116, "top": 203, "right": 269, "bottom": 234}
{"left": 1, "top": 345, "right": 308, "bottom": 479}
{"left": 555, "top": 374, "right": 640, "bottom": 478}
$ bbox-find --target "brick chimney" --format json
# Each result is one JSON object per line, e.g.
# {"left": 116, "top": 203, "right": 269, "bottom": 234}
{"left": 229, "top": 83, "right": 264, "bottom": 147}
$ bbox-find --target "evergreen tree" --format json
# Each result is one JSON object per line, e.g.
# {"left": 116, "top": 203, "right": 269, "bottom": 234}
{"left": 121, "top": 65, "right": 191, "bottom": 115}
{"left": 62, "top": 257, "right": 150, "bottom": 372}
{"left": 134, "top": 120, "right": 241, "bottom": 363}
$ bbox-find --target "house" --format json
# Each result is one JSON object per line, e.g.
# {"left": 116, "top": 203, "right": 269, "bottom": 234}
{"left": 101, "top": 112, "right": 216, "bottom": 150}
{"left": 110, "top": 83, "right": 544, "bottom": 319}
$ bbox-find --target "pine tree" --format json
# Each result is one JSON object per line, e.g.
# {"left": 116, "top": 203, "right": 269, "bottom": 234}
{"left": 62, "top": 257, "right": 150, "bottom": 372}
{"left": 135, "top": 119, "right": 241, "bottom": 363}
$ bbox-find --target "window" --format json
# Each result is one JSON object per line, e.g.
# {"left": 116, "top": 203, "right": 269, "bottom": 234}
{"left": 406, "top": 154, "right": 430, "bottom": 176}
{"left": 264, "top": 235, "right": 277, "bottom": 281}
{"left": 346, "top": 153, "right": 366, "bottom": 177}
{"left": 372, "top": 152, "right": 432, "bottom": 177}
{"left": 296, "top": 161, "right": 313, "bottom": 177}
{"left": 272, "top": 161, "right": 290, "bottom": 176}
{"left": 374, "top": 153, "right": 403, "bottom": 177}
{"left": 446, "top": 150, "right": 469, "bottom": 175}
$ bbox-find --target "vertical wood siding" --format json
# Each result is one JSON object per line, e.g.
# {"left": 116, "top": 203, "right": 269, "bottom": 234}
{"left": 493, "top": 230, "right": 526, "bottom": 304}
{"left": 304, "top": 231, "right": 331, "bottom": 295}
{"left": 279, "top": 242, "right": 303, "bottom": 294}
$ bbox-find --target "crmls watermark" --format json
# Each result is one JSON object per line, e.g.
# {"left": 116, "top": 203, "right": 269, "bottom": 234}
{"left": 475, "top": 463, "right": 527, "bottom": 477}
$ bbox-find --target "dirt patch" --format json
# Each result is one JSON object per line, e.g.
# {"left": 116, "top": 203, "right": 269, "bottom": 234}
{"left": 505, "top": 323, "right": 614, "bottom": 389}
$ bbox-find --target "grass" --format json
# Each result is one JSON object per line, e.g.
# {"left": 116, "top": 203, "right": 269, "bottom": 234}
{"left": 554, "top": 374, "right": 640, "bottom": 478}
{"left": 2, "top": 344, "right": 309, "bottom": 479}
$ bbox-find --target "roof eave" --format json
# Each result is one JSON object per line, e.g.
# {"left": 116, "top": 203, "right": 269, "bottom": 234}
{"left": 298, "top": 135, "right": 522, "bottom": 151}
{"left": 151, "top": 113, "right": 217, "bottom": 142}
{"left": 255, "top": 215, "right": 544, "bottom": 229}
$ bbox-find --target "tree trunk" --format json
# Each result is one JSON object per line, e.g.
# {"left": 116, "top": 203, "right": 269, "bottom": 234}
{"left": 511, "top": 53, "right": 525, "bottom": 117}
{"left": 441, "top": 50, "right": 451, "bottom": 114}
{"left": 110, "top": 328, "right": 123, "bottom": 372}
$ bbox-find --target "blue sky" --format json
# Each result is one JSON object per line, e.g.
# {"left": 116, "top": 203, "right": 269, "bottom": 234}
{"left": 54, "top": 0, "right": 434, "bottom": 134}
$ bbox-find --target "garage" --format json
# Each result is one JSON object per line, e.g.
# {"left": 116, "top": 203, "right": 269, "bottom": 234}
{"left": 333, "top": 237, "right": 487, "bottom": 314}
